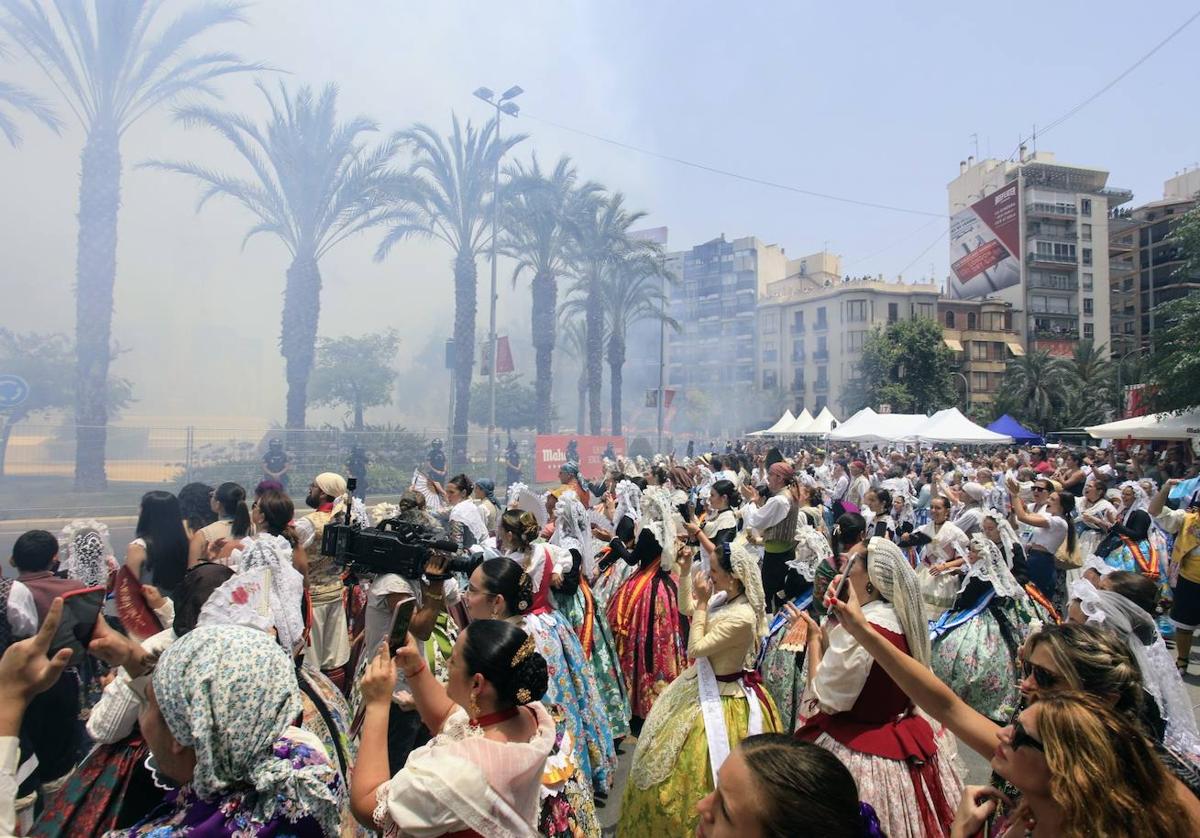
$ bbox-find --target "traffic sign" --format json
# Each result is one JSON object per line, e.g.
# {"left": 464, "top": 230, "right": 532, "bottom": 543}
{"left": 0, "top": 375, "right": 29, "bottom": 410}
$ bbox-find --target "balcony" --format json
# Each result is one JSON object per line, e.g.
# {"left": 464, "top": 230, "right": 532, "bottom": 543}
{"left": 813, "top": 379, "right": 829, "bottom": 392}
{"left": 1028, "top": 275, "right": 1079, "bottom": 292}
{"left": 814, "top": 320, "right": 829, "bottom": 331}
{"left": 1027, "top": 202, "right": 1077, "bottom": 218}
{"left": 1027, "top": 251, "right": 1077, "bottom": 265}
{"left": 791, "top": 380, "right": 806, "bottom": 393}
{"left": 791, "top": 348, "right": 806, "bottom": 363}
{"left": 1027, "top": 232, "right": 1076, "bottom": 244}
{"left": 813, "top": 349, "right": 829, "bottom": 361}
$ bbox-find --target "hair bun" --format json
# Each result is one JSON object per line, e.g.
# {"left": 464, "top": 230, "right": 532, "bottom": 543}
{"left": 510, "top": 649, "right": 548, "bottom": 705}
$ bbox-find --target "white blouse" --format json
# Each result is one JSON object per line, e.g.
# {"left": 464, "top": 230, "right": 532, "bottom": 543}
{"left": 813, "top": 600, "right": 903, "bottom": 714}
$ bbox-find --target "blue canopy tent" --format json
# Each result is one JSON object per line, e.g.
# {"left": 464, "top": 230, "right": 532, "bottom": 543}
{"left": 986, "top": 414, "right": 1043, "bottom": 445}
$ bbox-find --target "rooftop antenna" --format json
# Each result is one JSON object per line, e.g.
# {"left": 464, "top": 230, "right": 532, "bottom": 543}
{"left": 1031, "top": 124, "right": 1038, "bottom": 155}
{"left": 970, "top": 133, "right": 979, "bottom": 160}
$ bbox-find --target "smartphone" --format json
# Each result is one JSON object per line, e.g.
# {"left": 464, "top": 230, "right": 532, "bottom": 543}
{"left": 677, "top": 502, "right": 694, "bottom": 524}
{"left": 51, "top": 586, "right": 106, "bottom": 666}
{"left": 387, "top": 597, "right": 417, "bottom": 654}
{"left": 833, "top": 550, "right": 860, "bottom": 604}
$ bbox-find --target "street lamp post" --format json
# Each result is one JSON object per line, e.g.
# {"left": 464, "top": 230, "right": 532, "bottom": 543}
{"left": 474, "top": 84, "right": 522, "bottom": 484}
{"left": 954, "top": 371, "right": 970, "bottom": 409}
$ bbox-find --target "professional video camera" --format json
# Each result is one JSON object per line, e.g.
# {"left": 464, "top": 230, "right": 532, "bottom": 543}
{"left": 321, "top": 517, "right": 481, "bottom": 581}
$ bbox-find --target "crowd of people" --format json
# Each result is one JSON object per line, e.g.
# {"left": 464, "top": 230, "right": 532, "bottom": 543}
{"left": 2, "top": 439, "right": 1200, "bottom": 836}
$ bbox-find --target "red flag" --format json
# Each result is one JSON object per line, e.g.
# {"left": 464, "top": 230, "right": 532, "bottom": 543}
{"left": 496, "top": 336, "right": 514, "bottom": 374}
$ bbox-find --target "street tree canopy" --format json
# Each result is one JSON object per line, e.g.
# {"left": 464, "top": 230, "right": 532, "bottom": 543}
{"left": 1146, "top": 206, "right": 1200, "bottom": 412}
{"left": 848, "top": 318, "right": 956, "bottom": 414}
{"left": 469, "top": 374, "right": 541, "bottom": 431}
{"left": 308, "top": 330, "right": 401, "bottom": 431}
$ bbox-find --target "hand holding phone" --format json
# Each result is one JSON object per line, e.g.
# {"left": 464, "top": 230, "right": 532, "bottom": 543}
{"left": 50, "top": 586, "right": 106, "bottom": 667}
{"left": 387, "top": 597, "right": 417, "bottom": 654}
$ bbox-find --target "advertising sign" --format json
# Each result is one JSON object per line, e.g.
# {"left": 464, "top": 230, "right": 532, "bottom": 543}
{"left": 948, "top": 181, "right": 1022, "bottom": 299}
{"left": 534, "top": 435, "right": 626, "bottom": 483}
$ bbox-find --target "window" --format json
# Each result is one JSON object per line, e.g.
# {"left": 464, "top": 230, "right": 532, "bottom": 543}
{"left": 816, "top": 365, "right": 828, "bottom": 384}
{"left": 1082, "top": 248, "right": 1092, "bottom": 266}
{"left": 1081, "top": 223, "right": 1092, "bottom": 242}
{"left": 1083, "top": 297, "right": 1093, "bottom": 315}
{"left": 888, "top": 302, "right": 899, "bottom": 323}
{"left": 967, "top": 312, "right": 977, "bottom": 330}
{"left": 792, "top": 311, "right": 804, "bottom": 332}
{"left": 847, "top": 330, "right": 868, "bottom": 352}
{"left": 1082, "top": 272, "right": 1093, "bottom": 291}
{"left": 815, "top": 397, "right": 827, "bottom": 412}
{"left": 817, "top": 335, "right": 828, "bottom": 352}
{"left": 816, "top": 306, "right": 828, "bottom": 328}
{"left": 846, "top": 300, "right": 867, "bottom": 322}
{"left": 945, "top": 310, "right": 956, "bottom": 328}
{"left": 972, "top": 371, "right": 988, "bottom": 392}
{"left": 1004, "top": 311, "right": 1013, "bottom": 330}
{"left": 916, "top": 302, "right": 935, "bottom": 319}
{"left": 971, "top": 342, "right": 989, "bottom": 360}
{"left": 1083, "top": 323, "right": 1094, "bottom": 339}
{"left": 1081, "top": 197, "right": 1092, "bottom": 216}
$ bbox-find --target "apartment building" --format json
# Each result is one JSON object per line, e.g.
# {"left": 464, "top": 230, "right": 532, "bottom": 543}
{"left": 937, "top": 297, "right": 1022, "bottom": 409}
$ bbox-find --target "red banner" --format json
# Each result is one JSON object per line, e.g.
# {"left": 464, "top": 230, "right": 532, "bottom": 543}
{"left": 535, "top": 435, "right": 626, "bottom": 484}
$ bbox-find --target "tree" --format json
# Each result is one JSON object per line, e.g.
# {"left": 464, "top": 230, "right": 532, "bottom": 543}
{"left": 848, "top": 318, "right": 956, "bottom": 414}
{"left": 308, "top": 330, "right": 401, "bottom": 431}
{"left": 561, "top": 253, "right": 677, "bottom": 435}
{"left": 0, "top": 330, "right": 132, "bottom": 476}
{"left": 1, "top": 0, "right": 259, "bottom": 489}
{"left": 559, "top": 317, "right": 596, "bottom": 435}
{"left": 568, "top": 192, "right": 658, "bottom": 435}
{"left": 145, "top": 82, "right": 396, "bottom": 430}
{"left": 500, "top": 154, "right": 599, "bottom": 434}
{"left": 375, "top": 114, "right": 525, "bottom": 467}
{"left": 993, "top": 350, "right": 1073, "bottom": 433}
{"left": 1061, "top": 340, "right": 1112, "bottom": 426}
{"left": 468, "top": 374, "right": 539, "bottom": 432}
{"left": 1145, "top": 206, "right": 1200, "bottom": 412}
{"left": 0, "top": 41, "right": 61, "bottom": 145}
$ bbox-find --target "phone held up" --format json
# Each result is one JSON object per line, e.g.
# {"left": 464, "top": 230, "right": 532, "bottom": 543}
{"left": 51, "top": 586, "right": 106, "bottom": 666}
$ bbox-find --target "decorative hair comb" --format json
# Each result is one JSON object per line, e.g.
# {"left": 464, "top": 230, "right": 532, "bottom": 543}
{"left": 511, "top": 635, "right": 536, "bottom": 668}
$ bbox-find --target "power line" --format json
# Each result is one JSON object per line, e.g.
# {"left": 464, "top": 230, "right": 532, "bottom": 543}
{"left": 843, "top": 215, "right": 944, "bottom": 268}
{"left": 1005, "top": 8, "right": 1200, "bottom": 160}
{"left": 897, "top": 228, "right": 950, "bottom": 279}
{"left": 522, "top": 112, "right": 945, "bottom": 218}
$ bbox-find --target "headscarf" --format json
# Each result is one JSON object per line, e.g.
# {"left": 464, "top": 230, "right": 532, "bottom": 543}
{"left": 983, "top": 510, "right": 1018, "bottom": 561}
{"left": 58, "top": 519, "right": 115, "bottom": 588}
{"left": 726, "top": 539, "right": 768, "bottom": 665}
{"left": 768, "top": 461, "right": 795, "bottom": 484}
{"left": 789, "top": 524, "right": 834, "bottom": 584}
{"left": 475, "top": 478, "right": 497, "bottom": 503}
{"left": 960, "top": 533, "right": 1023, "bottom": 598}
{"left": 224, "top": 534, "right": 307, "bottom": 654}
{"left": 614, "top": 479, "right": 643, "bottom": 527}
{"left": 313, "top": 472, "right": 347, "bottom": 499}
{"left": 152, "top": 625, "right": 342, "bottom": 833}
{"left": 559, "top": 462, "right": 580, "bottom": 479}
{"left": 1069, "top": 578, "right": 1200, "bottom": 761}
{"left": 866, "top": 537, "right": 931, "bottom": 667}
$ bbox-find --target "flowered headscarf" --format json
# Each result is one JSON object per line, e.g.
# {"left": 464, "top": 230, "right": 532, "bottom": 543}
{"left": 151, "top": 625, "right": 342, "bottom": 834}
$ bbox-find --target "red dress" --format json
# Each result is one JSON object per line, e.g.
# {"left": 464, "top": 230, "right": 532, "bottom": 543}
{"left": 606, "top": 559, "right": 688, "bottom": 720}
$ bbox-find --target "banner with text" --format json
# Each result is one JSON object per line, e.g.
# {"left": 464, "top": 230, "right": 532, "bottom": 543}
{"left": 948, "top": 180, "right": 1021, "bottom": 299}
{"left": 535, "top": 435, "right": 626, "bottom": 483}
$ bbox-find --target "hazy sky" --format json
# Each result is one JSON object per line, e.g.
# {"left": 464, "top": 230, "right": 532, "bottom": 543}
{"left": 1, "top": 0, "right": 1197, "bottom": 430}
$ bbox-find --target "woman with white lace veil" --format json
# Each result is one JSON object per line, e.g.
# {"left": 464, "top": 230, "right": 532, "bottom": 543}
{"left": 930, "top": 533, "right": 1039, "bottom": 723}
{"left": 550, "top": 490, "right": 632, "bottom": 743}
{"left": 591, "top": 479, "right": 642, "bottom": 610}
{"left": 617, "top": 535, "right": 780, "bottom": 837}
{"left": 58, "top": 519, "right": 118, "bottom": 589}
{"left": 1068, "top": 578, "right": 1200, "bottom": 768}
{"left": 793, "top": 537, "right": 964, "bottom": 838}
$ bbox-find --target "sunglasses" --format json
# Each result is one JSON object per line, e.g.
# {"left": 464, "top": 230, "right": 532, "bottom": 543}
{"left": 1011, "top": 719, "right": 1045, "bottom": 753}
{"left": 1021, "top": 659, "right": 1060, "bottom": 690}
{"left": 1031, "top": 486, "right": 1048, "bottom": 493}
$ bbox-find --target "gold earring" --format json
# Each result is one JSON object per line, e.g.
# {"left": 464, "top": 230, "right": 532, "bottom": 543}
{"left": 468, "top": 691, "right": 480, "bottom": 719}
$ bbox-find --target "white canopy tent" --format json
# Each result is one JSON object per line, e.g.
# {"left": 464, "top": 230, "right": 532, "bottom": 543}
{"left": 830, "top": 407, "right": 1013, "bottom": 445}
{"left": 748, "top": 409, "right": 795, "bottom": 437}
{"left": 796, "top": 406, "right": 839, "bottom": 436}
{"left": 1086, "top": 408, "right": 1200, "bottom": 441}
{"left": 916, "top": 408, "right": 1013, "bottom": 445}
{"left": 778, "top": 408, "right": 815, "bottom": 435}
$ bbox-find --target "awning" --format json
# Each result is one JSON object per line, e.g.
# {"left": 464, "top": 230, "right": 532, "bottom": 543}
{"left": 1006, "top": 341, "right": 1026, "bottom": 357}
{"left": 943, "top": 338, "right": 963, "bottom": 351}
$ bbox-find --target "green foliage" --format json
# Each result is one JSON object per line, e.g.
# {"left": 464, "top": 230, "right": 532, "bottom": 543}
{"left": 468, "top": 374, "right": 540, "bottom": 431}
{"left": 848, "top": 318, "right": 956, "bottom": 413}
{"left": 1145, "top": 207, "right": 1200, "bottom": 412}
{"left": 991, "top": 341, "right": 1114, "bottom": 432}
{"left": 0, "top": 330, "right": 133, "bottom": 422}
{"left": 308, "top": 331, "right": 401, "bottom": 430}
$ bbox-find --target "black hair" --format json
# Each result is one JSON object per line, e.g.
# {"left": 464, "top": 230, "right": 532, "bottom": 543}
{"left": 871, "top": 488, "right": 892, "bottom": 510}
{"left": 213, "top": 482, "right": 251, "bottom": 538}
{"left": 12, "top": 530, "right": 59, "bottom": 573}
{"left": 711, "top": 479, "right": 741, "bottom": 509}
{"left": 831, "top": 512, "right": 867, "bottom": 558}
{"left": 1102, "top": 570, "right": 1159, "bottom": 617}
{"left": 649, "top": 465, "right": 669, "bottom": 486}
{"left": 461, "top": 619, "right": 549, "bottom": 709}
{"left": 172, "top": 562, "right": 235, "bottom": 635}
{"left": 135, "top": 491, "right": 190, "bottom": 593}
{"left": 630, "top": 476, "right": 648, "bottom": 491}
{"left": 479, "top": 557, "right": 534, "bottom": 616}
{"left": 714, "top": 540, "right": 734, "bottom": 575}
{"left": 615, "top": 515, "right": 636, "bottom": 544}
{"left": 740, "top": 734, "right": 866, "bottom": 838}
{"left": 178, "top": 482, "right": 217, "bottom": 533}
{"left": 449, "top": 473, "right": 474, "bottom": 496}
{"left": 1055, "top": 491, "right": 1077, "bottom": 555}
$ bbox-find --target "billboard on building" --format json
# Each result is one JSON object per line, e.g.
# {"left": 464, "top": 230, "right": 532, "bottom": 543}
{"left": 534, "top": 435, "right": 626, "bottom": 483}
{"left": 948, "top": 181, "right": 1021, "bottom": 299}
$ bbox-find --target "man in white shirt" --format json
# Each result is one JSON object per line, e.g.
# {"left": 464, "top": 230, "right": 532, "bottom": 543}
{"left": 846, "top": 460, "right": 871, "bottom": 509}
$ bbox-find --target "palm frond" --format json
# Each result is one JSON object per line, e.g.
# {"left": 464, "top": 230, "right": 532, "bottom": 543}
{"left": 0, "top": 77, "right": 63, "bottom": 144}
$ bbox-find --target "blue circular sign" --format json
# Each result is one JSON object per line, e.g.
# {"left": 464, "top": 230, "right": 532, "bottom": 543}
{"left": 0, "top": 375, "right": 30, "bottom": 410}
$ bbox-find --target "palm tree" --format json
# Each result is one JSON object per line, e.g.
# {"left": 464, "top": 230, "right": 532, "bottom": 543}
{"left": 568, "top": 192, "right": 656, "bottom": 435}
{"left": 1063, "top": 340, "right": 1113, "bottom": 425}
{"left": 0, "top": 0, "right": 259, "bottom": 489}
{"left": 0, "top": 41, "right": 61, "bottom": 145}
{"left": 560, "top": 317, "right": 600, "bottom": 435}
{"left": 995, "top": 350, "right": 1072, "bottom": 433}
{"left": 500, "top": 154, "right": 600, "bottom": 434}
{"left": 562, "top": 254, "right": 677, "bottom": 435}
{"left": 374, "top": 114, "right": 525, "bottom": 466}
{"left": 143, "top": 81, "right": 397, "bottom": 430}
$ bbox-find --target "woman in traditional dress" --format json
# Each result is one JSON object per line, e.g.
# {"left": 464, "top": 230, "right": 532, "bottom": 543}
{"left": 464, "top": 558, "right": 603, "bottom": 834}
{"left": 1101, "top": 501, "right": 1169, "bottom": 597}
{"left": 606, "top": 487, "right": 689, "bottom": 731}
{"left": 618, "top": 536, "right": 779, "bottom": 837}
{"left": 930, "top": 534, "right": 1037, "bottom": 723}
{"left": 702, "top": 479, "right": 741, "bottom": 545}
{"left": 1076, "top": 478, "right": 1117, "bottom": 560}
{"left": 550, "top": 490, "right": 632, "bottom": 742}
{"left": 444, "top": 473, "right": 490, "bottom": 549}
{"left": 494, "top": 512, "right": 618, "bottom": 794}
{"left": 901, "top": 496, "right": 969, "bottom": 618}
{"left": 982, "top": 510, "right": 1057, "bottom": 624}
{"left": 793, "top": 537, "right": 964, "bottom": 838}
{"left": 350, "top": 620, "right": 558, "bottom": 837}
{"left": 863, "top": 488, "right": 896, "bottom": 541}
{"left": 590, "top": 480, "right": 642, "bottom": 610}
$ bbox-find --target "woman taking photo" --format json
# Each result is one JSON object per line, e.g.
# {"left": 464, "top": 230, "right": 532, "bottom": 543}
{"left": 351, "top": 621, "right": 557, "bottom": 837}
{"left": 1007, "top": 478, "right": 1074, "bottom": 601}
{"left": 703, "top": 479, "right": 741, "bottom": 546}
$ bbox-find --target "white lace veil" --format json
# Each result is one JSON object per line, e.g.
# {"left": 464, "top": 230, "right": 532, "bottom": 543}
{"left": 552, "top": 490, "right": 595, "bottom": 577}
{"left": 789, "top": 524, "right": 833, "bottom": 584}
{"left": 641, "top": 487, "right": 677, "bottom": 571}
{"left": 960, "top": 533, "right": 1023, "bottom": 598}
{"left": 1119, "top": 480, "right": 1149, "bottom": 514}
{"left": 1069, "top": 578, "right": 1200, "bottom": 761}
{"left": 227, "top": 534, "right": 307, "bottom": 654}
{"left": 867, "top": 537, "right": 931, "bottom": 667}
{"left": 983, "top": 510, "right": 1018, "bottom": 563}
{"left": 614, "top": 480, "right": 643, "bottom": 527}
{"left": 58, "top": 519, "right": 114, "bottom": 588}
{"left": 727, "top": 539, "right": 767, "bottom": 661}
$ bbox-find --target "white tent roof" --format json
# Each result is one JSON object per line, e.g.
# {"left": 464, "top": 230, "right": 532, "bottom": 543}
{"left": 748, "top": 409, "right": 795, "bottom": 436}
{"left": 797, "top": 406, "right": 840, "bottom": 436}
{"left": 1086, "top": 408, "right": 1200, "bottom": 441}
{"left": 778, "top": 408, "right": 815, "bottom": 435}
{"left": 916, "top": 407, "right": 1013, "bottom": 444}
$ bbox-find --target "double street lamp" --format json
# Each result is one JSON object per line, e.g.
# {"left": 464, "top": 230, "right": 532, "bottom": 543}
{"left": 473, "top": 84, "right": 522, "bottom": 483}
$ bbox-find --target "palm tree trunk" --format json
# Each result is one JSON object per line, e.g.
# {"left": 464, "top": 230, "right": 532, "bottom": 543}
{"left": 586, "top": 267, "right": 604, "bottom": 435}
{"left": 353, "top": 395, "right": 364, "bottom": 431}
{"left": 531, "top": 268, "right": 557, "bottom": 434}
{"left": 73, "top": 125, "right": 121, "bottom": 490}
{"left": 608, "top": 336, "right": 626, "bottom": 437}
{"left": 452, "top": 250, "right": 478, "bottom": 467}
{"left": 281, "top": 254, "right": 322, "bottom": 430}
{"left": 576, "top": 368, "right": 587, "bottom": 435}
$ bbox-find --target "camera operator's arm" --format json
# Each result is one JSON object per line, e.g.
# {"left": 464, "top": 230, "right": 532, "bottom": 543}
{"left": 408, "top": 553, "right": 450, "bottom": 642}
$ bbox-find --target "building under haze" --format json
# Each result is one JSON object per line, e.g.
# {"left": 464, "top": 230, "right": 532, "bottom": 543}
{"left": 947, "top": 150, "right": 1132, "bottom": 358}
{"left": 1108, "top": 168, "right": 1200, "bottom": 358}
{"left": 756, "top": 252, "right": 941, "bottom": 416}
{"left": 937, "top": 296, "right": 1022, "bottom": 412}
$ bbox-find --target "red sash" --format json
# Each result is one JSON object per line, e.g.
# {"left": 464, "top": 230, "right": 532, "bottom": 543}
{"left": 530, "top": 546, "right": 556, "bottom": 615}
{"left": 1121, "top": 535, "right": 1160, "bottom": 579}
{"left": 577, "top": 577, "right": 596, "bottom": 657}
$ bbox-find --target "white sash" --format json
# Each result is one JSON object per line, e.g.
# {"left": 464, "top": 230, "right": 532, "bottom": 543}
{"left": 695, "top": 608, "right": 765, "bottom": 787}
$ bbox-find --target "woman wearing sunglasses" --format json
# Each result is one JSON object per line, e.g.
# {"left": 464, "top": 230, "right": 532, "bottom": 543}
{"left": 952, "top": 692, "right": 1192, "bottom": 838}
{"left": 1007, "top": 477, "right": 1075, "bottom": 602}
